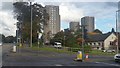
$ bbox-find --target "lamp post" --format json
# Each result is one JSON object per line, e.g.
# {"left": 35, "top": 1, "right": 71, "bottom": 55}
{"left": 116, "top": 10, "right": 120, "bottom": 54}
{"left": 80, "top": 25, "right": 87, "bottom": 61}
{"left": 64, "top": 36, "right": 66, "bottom": 46}
{"left": 28, "top": 0, "right": 33, "bottom": 47}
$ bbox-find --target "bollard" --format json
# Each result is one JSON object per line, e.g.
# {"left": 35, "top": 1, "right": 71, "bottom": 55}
{"left": 74, "top": 51, "right": 82, "bottom": 61}
{"left": 13, "top": 45, "right": 16, "bottom": 53}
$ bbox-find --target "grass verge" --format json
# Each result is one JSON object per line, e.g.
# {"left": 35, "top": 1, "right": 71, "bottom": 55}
{"left": 88, "top": 50, "right": 116, "bottom": 56}
{"left": 31, "top": 46, "right": 76, "bottom": 54}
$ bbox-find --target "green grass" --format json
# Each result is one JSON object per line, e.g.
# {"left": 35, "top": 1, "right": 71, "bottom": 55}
{"left": 29, "top": 45, "right": 116, "bottom": 56}
{"left": 88, "top": 50, "right": 116, "bottom": 56}
{"left": 31, "top": 46, "right": 76, "bottom": 54}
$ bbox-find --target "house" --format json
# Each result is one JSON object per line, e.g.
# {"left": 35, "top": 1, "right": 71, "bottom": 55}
{"left": 86, "top": 30, "right": 117, "bottom": 50}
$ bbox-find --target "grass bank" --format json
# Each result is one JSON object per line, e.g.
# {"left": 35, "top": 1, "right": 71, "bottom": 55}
{"left": 88, "top": 50, "right": 116, "bottom": 56}
{"left": 31, "top": 46, "right": 76, "bottom": 54}
{"left": 30, "top": 45, "right": 116, "bottom": 56}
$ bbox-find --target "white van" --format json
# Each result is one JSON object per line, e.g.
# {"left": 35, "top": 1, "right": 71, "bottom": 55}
{"left": 53, "top": 42, "right": 62, "bottom": 49}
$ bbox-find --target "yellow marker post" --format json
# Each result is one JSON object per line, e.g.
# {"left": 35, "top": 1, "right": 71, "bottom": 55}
{"left": 74, "top": 51, "right": 83, "bottom": 61}
{"left": 19, "top": 43, "right": 22, "bottom": 47}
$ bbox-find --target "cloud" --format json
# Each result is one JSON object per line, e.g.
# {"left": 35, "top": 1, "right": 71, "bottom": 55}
{"left": 106, "top": 23, "right": 115, "bottom": 28}
{"left": 35, "top": 2, "right": 118, "bottom": 33}
{"left": 0, "top": 10, "right": 17, "bottom": 36}
{"left": 59, "top": 3, "right": 84, "bottom": 22}
{"left": 2, "top": 2, "right": 13, "bottom": 11}
{"left": 73, "top": 2, "right": 117, "bottom": 18}
{"left": 35, "top": 0, "right": 120, "bottom": 2}
{"left": 0, "top": 1, "right": 119, "bottom": 36}
{"left": 4, "top": 27, "right": 10, "bottom": 31}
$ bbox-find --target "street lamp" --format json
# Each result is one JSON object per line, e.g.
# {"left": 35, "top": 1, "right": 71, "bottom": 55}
{"left": 64, "top": 36, "right": 66, "bottom": 46}
{"left": 116, "top": 10, "right": 120, "bottom": 54}
{"left": 28, "top": 0, "right": 33, "bottom": 47}
{"left": 80, "top": 25, "right": 87, "bottom": 61}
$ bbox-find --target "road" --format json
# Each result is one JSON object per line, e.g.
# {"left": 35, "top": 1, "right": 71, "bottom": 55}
{"left": 0, "top": 45, "right": 2, "bottom": 67}
{"left": 2, "top": 43, "right": 120, "bottom": 67}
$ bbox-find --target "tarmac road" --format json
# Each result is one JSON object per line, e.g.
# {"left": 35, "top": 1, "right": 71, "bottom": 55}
{"left": 1, "top": 43, "right": 120, "bottom": 68}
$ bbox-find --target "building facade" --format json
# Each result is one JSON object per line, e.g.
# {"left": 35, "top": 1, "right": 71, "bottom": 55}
{"left": 87, "top": 32, "right": 117, "bottom": 50}
{"left": 44, "top": 5, "right": 60, "bottom": 43}
{"left": 81, "top": 16, "right": 94, "bottom": 33}
{"left": 69, "top": 22, "right": 80, "bottom": 32}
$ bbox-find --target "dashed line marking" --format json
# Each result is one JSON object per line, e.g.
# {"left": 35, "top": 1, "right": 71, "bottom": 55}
{"left": 55, "top": 64, "right": 63, "bottom": 66}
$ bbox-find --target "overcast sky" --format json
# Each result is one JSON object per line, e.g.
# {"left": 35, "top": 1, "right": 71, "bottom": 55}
{"left": 0, "top": 0, "right": 120, "bottom": 36}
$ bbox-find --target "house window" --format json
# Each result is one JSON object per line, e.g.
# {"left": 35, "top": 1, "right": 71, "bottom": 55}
{"left": 94, "top": 43, "right": 96, "bottom": 45}
{"left": 90, "top": 43, "right": 92, "bottom": 45}
{"left": 98, "top": 43, "right": 101, "bottom": 45}
{"left": 110, "top": 41, "right": 113, "bottom": 45}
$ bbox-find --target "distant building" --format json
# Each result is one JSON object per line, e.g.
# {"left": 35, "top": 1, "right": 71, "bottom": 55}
{"left": 44, "top": 5, "right": 60, "bottom": 43}
{"left": 69, "top": 22, "right": 80, "bottom": 31}
{"left": 81, "top": 16, "right": 95, "bottom": 33}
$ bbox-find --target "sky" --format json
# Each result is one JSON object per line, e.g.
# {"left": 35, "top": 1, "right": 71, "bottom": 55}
{"left": 0, "top": 0, "right": 120, "bottom": 36}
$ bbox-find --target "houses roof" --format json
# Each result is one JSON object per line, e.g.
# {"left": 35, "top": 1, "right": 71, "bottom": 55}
{"left": 87, "top": 32, "right": 115, "bottom": 42}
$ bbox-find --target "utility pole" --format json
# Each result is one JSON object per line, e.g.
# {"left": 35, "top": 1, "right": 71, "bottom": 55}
{"left": 80, "top": 25, "right": 87, "bottom": 61}
{"left": 116, "top": 10, "right": 120, "bottom": 54}
{"left": 82, "top": 26, "right": 84, "bottom": 61}
{"left": 30, "top": 1, "right": 32, "bottom": 47}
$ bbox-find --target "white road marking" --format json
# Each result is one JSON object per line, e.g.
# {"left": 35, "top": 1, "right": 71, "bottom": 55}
{"left": 95, "top": 62, "right": 120, "bottom": 66}
{"left": 55, "top": 64, "right": 63, "bottom": 66}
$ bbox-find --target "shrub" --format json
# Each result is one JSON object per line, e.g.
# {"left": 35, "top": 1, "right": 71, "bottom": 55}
{"left": 84, "top": 44, "right": 92, "bottom": 53}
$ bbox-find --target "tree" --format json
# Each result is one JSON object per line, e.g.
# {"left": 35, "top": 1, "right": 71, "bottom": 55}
{"left": 74, "top": 27, "right": 82, "bottom": 38}
{"left": 111, "top": 28, "right": 115, "bottom": 32}
{"left": 50, "top": 31, "right": 64, "bottom": 45}
{"left": 0, "top": 34, "right": 5, "bottom": 43}
{"left": 4, "top": 36, "right": 16, "bottom": 43}
{"left": 64, "top": 29, "right": 79, "bottom": 48}
{"left": 76, "top": 38, "right": 84, "bottom": 45}
{"left": 13, "top": 2, "right": 49, "bottom": 44}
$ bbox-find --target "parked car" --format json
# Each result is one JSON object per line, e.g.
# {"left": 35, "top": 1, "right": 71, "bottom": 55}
{"left": 114, "top": 53, "right": 120, "bottom": 62}
{"left": 102, "top": 50, "right": 115, "bottom": 53}
{"left": 107, "top": 50, "right": 115, "bottom": 53}
{"left": 53, "top": 42, "right": 62, "bottom": 49}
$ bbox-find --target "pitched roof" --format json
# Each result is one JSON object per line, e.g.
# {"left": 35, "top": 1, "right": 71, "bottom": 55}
{"left": 87, "top": 32, "right": 114, "bottom": 42}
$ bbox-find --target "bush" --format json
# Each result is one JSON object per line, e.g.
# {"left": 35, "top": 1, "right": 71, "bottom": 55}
{"left": 84, "top": 45, "right": 92, "bottom": 53}
{"left": 68, "top": 48, "right": 81, "bottom": 52}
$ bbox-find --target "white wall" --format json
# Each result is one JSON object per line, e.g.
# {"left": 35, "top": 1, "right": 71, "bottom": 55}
{"left": 104, "top": 33, "right": 117, "bottom": 50}
{"left": 87, "top": 42, "right": 103, "bottom": 50}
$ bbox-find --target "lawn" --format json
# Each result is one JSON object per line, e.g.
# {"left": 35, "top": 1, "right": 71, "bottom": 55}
{"left": 88, "top": 50, "right": 116, "bottom": 56}
{"left": 31, "top": 46, "right": 76, "bottom": 54}
{"left": 27, "top": 44, "right": 116, "bottom": 56}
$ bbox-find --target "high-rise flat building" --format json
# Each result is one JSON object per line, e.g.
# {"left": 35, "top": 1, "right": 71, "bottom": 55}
{"left": 44, "top": 5, "right": 60, "bottom": 43}
{"left": 81, "top": 16, "right": 95, "bottom": 33}
{"left": 69, "top": 22, "right": 80, "bottom": 31}
{"left": 118, "top": 1, "right": 120, "bottom": 32}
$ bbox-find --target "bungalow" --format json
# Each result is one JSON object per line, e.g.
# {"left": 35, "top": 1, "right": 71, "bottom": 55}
{"left": 86, "top": 31, "right": 117, "bottom": 50}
